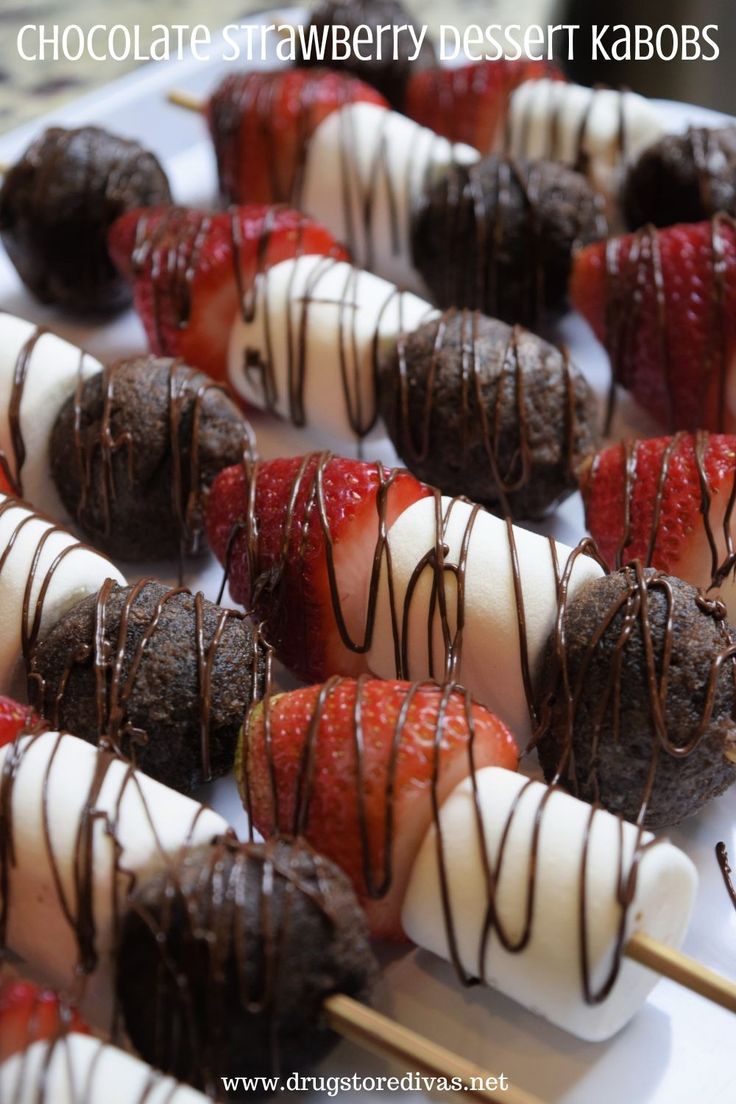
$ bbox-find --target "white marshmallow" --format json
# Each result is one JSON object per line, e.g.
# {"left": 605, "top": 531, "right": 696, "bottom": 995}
{"left": 504, "top": 79, "right": 666, "bottom": 220}
{"left": 402, "top": 766, "right": 697, "bottom": 1041}
{"left": 367, "top": 496, "right": 603, "bottom": 741}
{"left": 302, "top": 102, "right": 479, "bottom": 292}
{"left": 0, "top": 731, "right": 229, "bottom": 1028}
{"left": 0, "top": 313, "right": 102, "bottom": 520}
{"left": 228, "top": 255, "right": 434, "bottom": 444}
{"left": 0, "top": 1034, "right": 210, "bottom": 1103}
{"left": 0, "top": 495, "right": 125, "bottom": 697}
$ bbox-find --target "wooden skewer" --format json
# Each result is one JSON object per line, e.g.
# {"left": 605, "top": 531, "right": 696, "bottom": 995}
{"left": 326, "top": 994, "right": 545, "bottom": 1104}
{"left": 626, "top": 932, "right": 736, "bottom": 1013}
{"left": 167, "top": 89, "right": 203, "bottom": 114}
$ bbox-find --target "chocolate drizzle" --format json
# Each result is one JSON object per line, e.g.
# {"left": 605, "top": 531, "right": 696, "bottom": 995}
{"left": 385, "top": 309, "right": 596, "bottom": 517}
{"left": 63, "top": 355, "right": 256, "bottom": 566}
{"left": 600, "top": 214, "right": 736, "bottom": 433}
{"left": 584, "top": 431, "right": 736, "bottom": 591}
{"left": 241, "top": 254, "right": 434, "bottom": 439}
{"left": 716, "top": 842, "right": 736, "bottom": 912}
{"left": 411, "top": 154, "right": 607, "bottom": 327}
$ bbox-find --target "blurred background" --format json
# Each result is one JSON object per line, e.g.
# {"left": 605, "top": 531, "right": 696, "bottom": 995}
{"left": 0, "top": 0, "right": 733, "bottom": 130}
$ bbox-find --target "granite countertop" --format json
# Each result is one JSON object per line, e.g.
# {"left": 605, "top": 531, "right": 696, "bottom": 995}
{"left": 0, "top": 0, "right": 551, "bottom": 131}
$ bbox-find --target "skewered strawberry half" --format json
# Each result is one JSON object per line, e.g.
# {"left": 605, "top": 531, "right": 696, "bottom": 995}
{"left": 581, "top": 432, "right": 736, "bottom": 618}
{"left": 108, "top": 204, "right": 347, "bottom": 382}
{"left": 571, "top": 216, "right": 736, "bottom": 433}
{"left": 205, "top": 454, "right": 430, "bottom": 683}
{"left": 239, "top": 677, "right": 519, "bottom": 939}
{"left": 0, "top": 695, "right": 37, "bottom": 748}
{"left": 0, "top": 978, "right": 89, "bottom": 1061}
{"left": 405, "top": 58, "right": 562, "bottom": 153}
{"left": 207, "top": 68, "right": 387, "bottom": 205}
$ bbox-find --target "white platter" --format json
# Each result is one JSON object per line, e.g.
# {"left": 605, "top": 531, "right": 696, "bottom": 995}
{"left": 0, "top": 12, "right": 735, "bottom": 1103}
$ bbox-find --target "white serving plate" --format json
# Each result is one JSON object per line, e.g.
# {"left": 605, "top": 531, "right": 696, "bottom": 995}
{"left": 0, "top": 12, "right": 734, "bottom": 1103}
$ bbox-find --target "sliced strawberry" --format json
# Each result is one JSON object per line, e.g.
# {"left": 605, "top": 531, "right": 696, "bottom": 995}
{"left": 405, "top": 60, "right": 563, "bottom": 153}
{"left": 0, "top": 978, "right": 89, "bottom": 1061}
{"left": 207, "top": 68, "right": 387, "bottom": 205}
{"left": 0, "top": 695, "right": 36, "bottom": 748}
{"left": 241, "top": 677, "right": 519, "bottom": 939}
{"left": 582, "top": 433, "right": 736, "bottom": 610}
{"left": 206, "top": 454, "right": 430, "bottom": 682}
{"left": 108, "top": 204, "right": 347, "bottom": 382}
{"left": 571, "top": 218, "right": 736, "bottom": 433}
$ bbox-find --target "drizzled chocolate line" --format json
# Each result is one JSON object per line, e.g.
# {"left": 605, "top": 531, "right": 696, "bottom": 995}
{"left": 504, "top": 81, "right": 633, "bottom": 186}
{"left": 0, "top": 496, "right": 119, "bottom": 679}
{"left": 602, "top": 214, "right": 736, "bottom": 433}
{"left": 208, "top": 72, "right": 470, "bottom": 270}
{"left": 0, "top": 728, "right": 215, "bottom": 1022}
{"left": 0, "top": 314, "right": 88, "bottom": 499}
{"left": 243, "top": 672, "right": 660, "bottom": 1006}
{"left": 241, "top": 255, "right": 434, "bottom": 438}
{"left": 69, "top": 357, "right": 256, "bottom": 567}
{"left": 542, "top": 560, "right": 736, "bottom": 820}
{"left": 392, "top": 310, "right": 581, "bottom": 516}
{"left": 715, "top": 842, "right": 736, "bottom": 912}
{"left": 418, "top": 154, "right": 607, "bottom": 324}
{"left": 28, "top": 577, "right": 262, "bottom": 785}
{"left": 584, "top": 431, "right": 736, "bottom": 591}
{"left": 0, "top": 1033, "right": 212, "bottom": 1104}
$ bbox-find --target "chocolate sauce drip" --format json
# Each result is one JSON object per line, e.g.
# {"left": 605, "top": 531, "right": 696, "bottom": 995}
{"left": 0, "top": 727, "right": 215, "bottom": 1025}
{"left": 716, "top": 842, "right": 736, "bottom": 913}
{"left": 601, "top": 214, "right": 736, "bottom": 433}
{"left": 505, "top": 81, "right": 632, "bottom": 192}
{"left": 244, "top": 671, "right": 662, "bottom": 1006}
{"left": 67, "top": 357, "right": 256, "bottom": 569}
{"left": 241, "top": 255, "right": 434, "bottom": 439}
{"left": 584, "top": 431, "right": 736, "bottom": 592}
{"left": 386, "top": 309, "right": 595, "bottom": 517}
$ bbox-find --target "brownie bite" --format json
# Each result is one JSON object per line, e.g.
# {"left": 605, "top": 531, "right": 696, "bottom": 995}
{"left": 412, "top": 154, "right": 607, "bottom": 326}
{"left": 50, "top": 356, "right": 255, "bottom": 561}
{"left": 0, "top": 126, "right": 171, "bottom": 313}
{"left": 30, "top": 579, "right": 268, "bottom": 794}
{"left": 117, "top": 837, "right": 377, "bottom": 1096}
{"left": 379, "top": 310, "right": 598, "bottom": 518}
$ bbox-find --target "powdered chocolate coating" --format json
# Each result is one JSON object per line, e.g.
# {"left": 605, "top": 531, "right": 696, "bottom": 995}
{"left": 31, "top": 580, "right": 267, "bottom": 795}
{"left": 295, "top": 0, "right": 436, "bottom": 110}
{"left": 117, "top": 838, "right": 377, "bottom": 1097}
{"left": 378, "top": 312, "right": 599, "bottom": 518}
{"left": 412, "top": 155, "right": 606, "bottom": 326}
{"left": 0, "top": 126, "right": 171, "bottom": 314}
{"left": 624, "top": 126, "right": 736, "bottom": 230}
{"left": 537, "top": 569, "right": 736, "bottom": 828}
{"left": 50, "top": 356, "right": 253, "bottom": 561}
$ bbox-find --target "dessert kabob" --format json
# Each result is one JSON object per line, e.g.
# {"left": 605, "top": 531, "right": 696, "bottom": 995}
{"left": 201, "top": 450, "right": 736, "bottom": 1026}
{"left": 111, "top": 203, "right": 602, "bottom": 521}
{"left": 166, "top": 66, "right": 608, "bottom": 312}
{"left": 0, "top": 693, "right": 541, "bottom": 1104}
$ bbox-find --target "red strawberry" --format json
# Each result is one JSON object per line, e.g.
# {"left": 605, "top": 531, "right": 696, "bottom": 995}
{"left": 108, "top": 204, "right": 347, "bottom": 382}
{"left": 581, "top": 433, "right": 736, "bottom": 610}
{"left": 0, "top": 978, "right": 89, "bottom": 1061}
{"left": 571, "top": 217, "right": 736, "bottom": 433}
{"left": 206, "top": 454, "right": 431, "bottom": 682}
{"left": 405, "top": 60, "right": 563, "bottom": 153}
{"left": 0, "top": 695, "right": 36, "bottom": 748}
{"left": 240, "top": 677, "right": 519, "bottom": 939}
{"left": 207, "top": 68, "right": 387, "bottom": 206}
